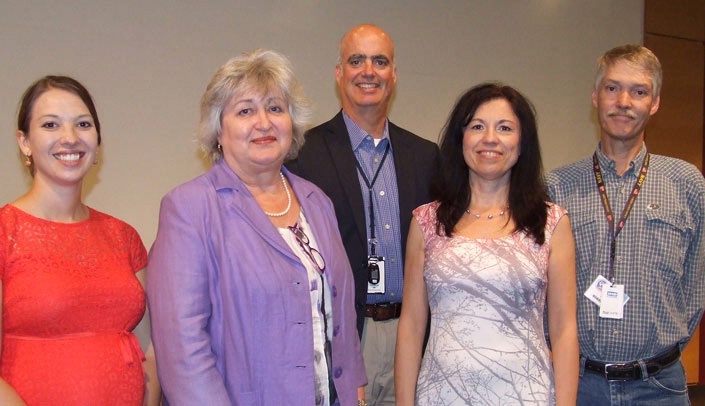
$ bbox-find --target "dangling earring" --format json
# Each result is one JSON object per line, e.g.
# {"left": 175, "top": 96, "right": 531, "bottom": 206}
{"left": 217, "top": 144, "right": 223, "bottom": 152}
{"left": 24, "top": 153, "right": 32, "bottom": 167}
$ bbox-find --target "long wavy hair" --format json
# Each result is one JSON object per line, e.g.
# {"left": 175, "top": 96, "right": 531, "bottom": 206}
{"left": 434, "top": 83, "right": 548, "bottom": 244}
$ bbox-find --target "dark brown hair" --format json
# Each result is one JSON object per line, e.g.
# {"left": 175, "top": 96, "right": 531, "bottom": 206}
{"left": 17, "top": 75, "right": 101, "bottom": 144}
{"left": 435, "top": 82, "right": 548, "bottom": 244}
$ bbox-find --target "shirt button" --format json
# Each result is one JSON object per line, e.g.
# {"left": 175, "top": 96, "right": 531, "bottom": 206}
{"left": 374, "top": 158, "right": 379, "bottom": 163}
{"left": 379, "top": 190, "right": 386, "bottom": 196}
{"left": 390, "top": 258, "right": 395, "bottom": 263}
{"left": 334, "top": 367, "right": 343, "bottom": 378}
{"left": 612, "top": 329, "right": 620, "bottom": 335}
{"left": 384, "top": 224, "right": 391, "bottom": 230}
{"left": 390, "top": 292, "right": 396, "bottom": 297}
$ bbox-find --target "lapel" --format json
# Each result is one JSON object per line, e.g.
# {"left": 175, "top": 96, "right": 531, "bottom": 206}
{"left": 389, "top": 123, "right": 414, "bottom": 232}
{"left": 209, "top": 160, "right": 301, "bottom": 264}
{"left": 322, "top": 112, "right": 368, "bottom": 248}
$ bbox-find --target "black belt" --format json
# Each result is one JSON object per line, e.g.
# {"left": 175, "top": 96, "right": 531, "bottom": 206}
{"left": 584, "top": 346, "right": 681, "bottom": 381}
{"left": 364, "top": 302, "right": 402, "bottom": 321}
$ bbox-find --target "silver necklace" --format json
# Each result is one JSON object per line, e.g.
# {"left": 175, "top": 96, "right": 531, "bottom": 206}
{"left": 465, "top": 207, "right": 507, "bottom": 220}
{"left": 263, "top": 172, "right": 292, "bottom": 217}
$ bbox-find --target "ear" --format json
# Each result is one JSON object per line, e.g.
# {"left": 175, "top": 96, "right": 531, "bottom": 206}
{"left": 649, "top": 94, "right": 660, "bottom": 116}
{"left": 16, "top": 130, "right": 30, "bottom": 155}
{"left": 591, "top": 88, "right": 598, "bottom": 109}
{"left": 335, "top": 63, "right": 342, "bottom": 85}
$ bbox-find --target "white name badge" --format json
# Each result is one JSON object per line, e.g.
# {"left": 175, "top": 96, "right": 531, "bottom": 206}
{"left": 584, "top": 275, "right": 611, "bottom": 306}
{"left": 585, "top": 274, "right": 630, "bottom": 307}
{"left": 599, "top": 284, "right": 625, "bottom": 319}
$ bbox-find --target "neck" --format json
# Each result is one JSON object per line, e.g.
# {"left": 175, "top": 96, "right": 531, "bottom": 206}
{"left": 468, "top": 176, "right": 510, "bottom": 210}
{"left": 600, "top": 137, "right": 644, "bottom": 176}
{"left": 14, "top": 179, "right": 87, "bottom": 222}
{"left": 343, "top": 107, "right": 387, "bottom": 139}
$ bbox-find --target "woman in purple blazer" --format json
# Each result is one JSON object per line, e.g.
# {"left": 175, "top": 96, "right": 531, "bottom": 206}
{"left": 147, "top": 49, "right": 367, "bottom": 406}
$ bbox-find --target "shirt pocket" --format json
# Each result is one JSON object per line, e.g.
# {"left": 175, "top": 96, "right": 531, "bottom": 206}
{"left": 643, "top": 208, "right": 691, "bottom": 279}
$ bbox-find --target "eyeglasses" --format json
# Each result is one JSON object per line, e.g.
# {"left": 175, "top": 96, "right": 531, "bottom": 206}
{"left": 288, "top": 222, "right": 326, "bottom": 273}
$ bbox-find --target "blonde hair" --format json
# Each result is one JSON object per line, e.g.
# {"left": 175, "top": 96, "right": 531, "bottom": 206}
{"left": 198, "top": 49, "right": 312, "bottom": 162}
{"left": 595, "top": 44, "right": 662, "bottom": 97}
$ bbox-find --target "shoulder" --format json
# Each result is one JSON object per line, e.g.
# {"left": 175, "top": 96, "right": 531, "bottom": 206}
{"left": 87, "top": 207, "right": 142, "bottom": 239}
{"left": 413, "top": 201, "right": 440, "bottom": 224}
{"left": 650, "top": 154, "right": 705, "bottom": 191}
{"left": 389, "top": 121, "right": 436, "bottom": 150}
{"left": 545, "top": 201, "right": 567, "bottom": 224}
{"left": 546, "top": 157, "right": 593, "bottom": 185}
{"left": 303, "top": 113, "right": 345, "bottom": 140}
{"left": 546, "top": 157, "right": 593, "bottom": 202}
{"left": 161, "top": 167, "right": 223, "bottom": 207}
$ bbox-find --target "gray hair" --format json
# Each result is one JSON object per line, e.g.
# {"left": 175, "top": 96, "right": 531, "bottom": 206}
{"left": 595, "top": 44, "right": 662, "bottom": 98}
{"left": 198, "top": 49, "right": 312, "bottom": 162}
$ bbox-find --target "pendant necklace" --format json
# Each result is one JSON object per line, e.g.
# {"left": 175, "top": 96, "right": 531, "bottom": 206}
{"left": 465, "top": 207, "right": 507, "bottom": 220}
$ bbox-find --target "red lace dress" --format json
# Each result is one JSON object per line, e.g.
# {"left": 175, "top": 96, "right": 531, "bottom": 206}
{"left": 0, "top": 205, "right": 148, "bottom": 405}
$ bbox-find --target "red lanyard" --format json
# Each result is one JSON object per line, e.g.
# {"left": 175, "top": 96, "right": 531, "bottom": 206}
{"left": 592, "top": 152, "right": 650, "bottom": 283}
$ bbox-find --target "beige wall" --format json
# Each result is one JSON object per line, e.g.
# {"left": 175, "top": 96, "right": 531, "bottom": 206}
{"left": 0, "top": 1, "right": 644, "bottom": 246}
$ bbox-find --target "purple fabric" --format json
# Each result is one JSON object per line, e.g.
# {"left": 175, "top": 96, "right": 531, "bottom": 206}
{"left": 147, "top": 160, "right": 366, "bottom": 405}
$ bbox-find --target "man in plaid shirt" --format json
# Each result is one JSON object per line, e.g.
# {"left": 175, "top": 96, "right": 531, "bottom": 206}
{"left": 547, "top": 44, "right": 705, "bottom": 405}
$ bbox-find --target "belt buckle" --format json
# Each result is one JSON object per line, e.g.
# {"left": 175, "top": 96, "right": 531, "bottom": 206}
{"left": 604, "top": 362, "right": 634, "bottom": 381}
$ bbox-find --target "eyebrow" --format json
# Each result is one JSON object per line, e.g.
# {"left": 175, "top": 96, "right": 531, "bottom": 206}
{"left": 37, "top": 113, "right": 93, "bottom": 120}
{"left": 347, "top": 54, "right": 390, "bottom": 62}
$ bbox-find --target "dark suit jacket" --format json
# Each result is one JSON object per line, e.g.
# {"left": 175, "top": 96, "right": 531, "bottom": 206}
{"left": 286, "top": 110, "right": 439, "bottom": 336}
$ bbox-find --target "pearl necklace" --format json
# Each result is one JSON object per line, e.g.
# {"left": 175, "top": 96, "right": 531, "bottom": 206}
{"left": 263, "top": 172, "right": 292, "bottom": 217}
{"left": 465, "top": 207, "right": 507, "bottom": 220}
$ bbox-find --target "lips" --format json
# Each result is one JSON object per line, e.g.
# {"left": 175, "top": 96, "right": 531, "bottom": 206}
{"left": 54, "top": 152, "right": 84, "bottom": 162}
{"left": 357, "top": 83, "right": 379, "bottom": 89}
{"left": 478, "top": 151, "right": 502, "bottom": 157}
{"left": 251, "top": 136, "right": 277, "bottom": 144}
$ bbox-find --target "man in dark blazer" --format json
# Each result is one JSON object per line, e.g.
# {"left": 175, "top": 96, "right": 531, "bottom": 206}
{"left": 287, "top": 24, "right": 438, "bottom": 405}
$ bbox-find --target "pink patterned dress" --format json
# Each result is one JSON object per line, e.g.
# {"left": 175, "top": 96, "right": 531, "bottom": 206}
{"left": 414, "top": 201, "right": 566, "bottom": 405}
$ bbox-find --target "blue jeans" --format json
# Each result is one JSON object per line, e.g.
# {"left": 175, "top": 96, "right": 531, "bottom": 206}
{"left": 577, "top": 358, "right": 690, "bottom": 405}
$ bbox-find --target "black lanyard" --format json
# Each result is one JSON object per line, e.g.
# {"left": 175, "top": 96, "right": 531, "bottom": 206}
{"left": 354, "top": 142, "right": 391, "bottom": 256}
{"left": 592, "top": 152, "right": 649, "bottom": 283}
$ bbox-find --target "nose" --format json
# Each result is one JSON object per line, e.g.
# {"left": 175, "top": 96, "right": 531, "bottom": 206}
{"left": 361, "top": 59, "right": 375, "bottom": 76}
{"left": 481, "top": 128, "right": 499, "bottom": 143}
{"left": 254, "top": 109, "right": 273, "bottom": 131}
{"left": 59, "top": 126, "right": 80, "bottom": 144}
{"left": 616, "top": 90, "right": 632, "bottom": 108}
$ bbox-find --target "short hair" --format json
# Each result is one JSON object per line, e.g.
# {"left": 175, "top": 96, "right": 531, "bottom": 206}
{"left": 16, "top": 75, "right": 101, "bottom": 174}
{"left": 198, "top": 49, "right": 312, "bottom": 162}
{"left": 435, "top": 82, "right": 548, "bottom": 244}
{"left": 595, "top": 44, "right": 662, "bottom": 97}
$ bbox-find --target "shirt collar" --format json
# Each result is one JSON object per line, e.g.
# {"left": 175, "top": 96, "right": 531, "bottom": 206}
{"left": 595, "top": 142, "right": 647, "bottom": 177}
{"left": 342, "top": 110, "right": 391, "bottom": 151}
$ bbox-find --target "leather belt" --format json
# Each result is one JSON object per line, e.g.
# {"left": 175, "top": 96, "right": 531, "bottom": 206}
{"left": 584, "top": 346, "right": 681, "bottom": 381}
{"left": 364, "top": 302, "right": 402, "bottom": 321}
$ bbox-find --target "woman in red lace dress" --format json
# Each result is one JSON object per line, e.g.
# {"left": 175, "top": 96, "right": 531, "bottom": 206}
{"left": 0, "top": 76, "right": 160, "bottom": 405}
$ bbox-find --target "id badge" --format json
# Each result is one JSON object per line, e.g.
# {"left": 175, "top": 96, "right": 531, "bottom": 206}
{"left": 599, "top": 284, "right": 625, "bottom": 319}
{"left": 585, "top": 275, "right": 630, "bottom": 306}
{"left": 367, "top": 256, "right": 385, "bottom": 294}
{"left": 584, "top": 275, "right": 611, "bottom": 306}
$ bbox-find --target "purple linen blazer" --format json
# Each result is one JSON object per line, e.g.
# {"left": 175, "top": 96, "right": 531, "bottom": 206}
{"left": 147, "top": 160, "right": 366, "bottom": 405}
